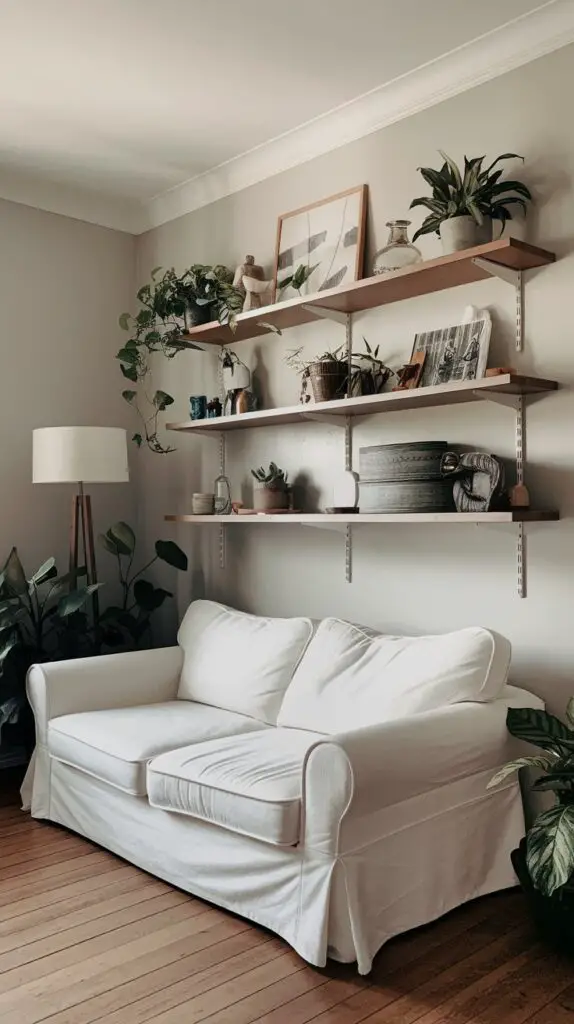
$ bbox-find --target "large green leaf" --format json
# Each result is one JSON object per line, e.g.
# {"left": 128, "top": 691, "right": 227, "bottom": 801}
{"left": 3, "top": 548, "right": 28, "bottom": 596}
{"left": 57, "top": 585, "right": 101, "bottom": 618}
{"left": 153, "top": 391, "right": 174, "bottom": 411}
{"left": 532, "top": 772, "right": 574, "bottom": 793}
{"left": 120, "top": 363, "right": 138, "bottom": 383}
{"left": 0, "top": 636, "right": 19, "bottom": 665}
{"left": 122, "top": 390, "right": 137, "bottom": 404}
{"left": 566, "top": 698, "right": 574, "bottom": 731}
{"left": 133, "top": 580, "right": 172, "bottom": 613}
{"left": 116, "top": 347, "right": 139, "bottom": 365}
{"left": 487, "top": 755, "right": 557, "bottom": 790}
{"left": 30, "top": 557, "right": 58, "bottom": 588}
{"left": 155, "top": 540, "right": 188, "bottom": 571}
{"left": 109, "top": 522, "right": 136, "bottom": 556}
{"left": 99, "top": 528, "right": 131, "bottom": 558}
{"left": 526, "top": 804, "right": 574, "bottom": 895}
{"left": 506, "top": 707, "right": 574, "bottom": 754}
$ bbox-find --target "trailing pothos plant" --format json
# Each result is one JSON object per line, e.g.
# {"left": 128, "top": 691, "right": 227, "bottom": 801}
{"left": 488, "top": 701, "right": 574, "bottom": 897}
{"left": 98, "top": 522, "right": 188, "bottom": 648}
{"left": 0, "top": 550, "right": 100, "bottom": 745}
{"left": 117, "top": 265, "right": 242, "bottom": 454}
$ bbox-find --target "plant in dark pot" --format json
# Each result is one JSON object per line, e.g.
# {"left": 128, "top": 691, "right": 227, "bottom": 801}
{"left": 346, "top": 339, "right": 396, "bottom": 397}
{"left": 0, "top": 550, "right": 100, "bottom": 757}
{"left": 410, "top": 152, "right": 532, "bottom": 254}
{"left": 117, "top": 265, "right": 242, "bottom": 454}
{"left": 488, "top": 700, "right": 574, "bottom": 953}
{"left": 251, "top": 463, "right": 290, "bottom": 511}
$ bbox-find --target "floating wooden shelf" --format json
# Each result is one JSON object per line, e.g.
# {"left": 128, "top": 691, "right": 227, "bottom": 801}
{"left": 167, "top": 374, "right": 558, "bottom": 434}
{"left": 180, "top": 238, "right": 555, "bottom": 347}
{"left": 166, "top": 511, "right": 559, "bottom": 525}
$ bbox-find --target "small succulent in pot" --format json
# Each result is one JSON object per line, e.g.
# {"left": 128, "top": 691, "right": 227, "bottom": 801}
{"left": 251, "top": 462, "right": 290, "bottom": 511}
{"left": 410, "top": 151, "right": 532, "bottom": 253}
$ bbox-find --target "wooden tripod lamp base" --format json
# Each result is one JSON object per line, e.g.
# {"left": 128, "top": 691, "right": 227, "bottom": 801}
{"left": 32, "top": 428, "right": 130, "bottom": 618}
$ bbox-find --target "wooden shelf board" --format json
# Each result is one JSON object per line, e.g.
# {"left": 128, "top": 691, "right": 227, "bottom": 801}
{"left": 167, "top": 374, "right": 558, "bottom": 434}
{"left": 166, "top": 511, "right": 559, "bottom": 525}
{"left": 181, "top": 238, "right": 555, "bottom": 346}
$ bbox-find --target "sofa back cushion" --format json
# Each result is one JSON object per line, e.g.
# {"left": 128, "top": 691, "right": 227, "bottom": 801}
{"left": 277, "top": 617, "right": 511, "bottom": 734}
{"left": 177, "top": 600, "right": 313, "bottom": 725}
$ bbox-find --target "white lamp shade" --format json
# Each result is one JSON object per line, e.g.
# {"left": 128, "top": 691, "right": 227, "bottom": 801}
{"left": 33, "top": 427, "right": 129, "bottom": 484}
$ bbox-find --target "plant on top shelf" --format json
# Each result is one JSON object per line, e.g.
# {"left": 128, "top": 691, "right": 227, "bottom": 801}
{"left": 410, "top": 152, "right": 532, "bottom": 254}
{"left": 117, "top": 265, "right": 243, "bottom": 454}
{"left": 487, "top": 699, "right": 574, "bottom": 952}
{"left": 251, "top": 462, "right": 290, "bottom": 512}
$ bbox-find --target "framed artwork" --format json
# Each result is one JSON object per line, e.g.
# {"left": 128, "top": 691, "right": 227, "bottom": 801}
{"left": 410, "top": 313, "right": 492, "bottom": 388}
{"left": 273, "top": 185, "right": 368, "bottom": 301}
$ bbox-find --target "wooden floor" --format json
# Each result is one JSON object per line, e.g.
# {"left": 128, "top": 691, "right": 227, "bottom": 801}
{"left": 1, "top": 778, "right": 572, "bottom": 1024}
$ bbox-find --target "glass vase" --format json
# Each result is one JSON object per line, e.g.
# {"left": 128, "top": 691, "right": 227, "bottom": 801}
{"left": 373, "top": 220, "right": 422, "bottom": 275}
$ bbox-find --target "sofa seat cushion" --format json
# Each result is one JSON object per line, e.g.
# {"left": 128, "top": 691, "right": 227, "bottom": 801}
{"left": 278, "top": 618, "right": 511, "bottom": 734}
{"left": 177, "top": 600, "right": 313, "bottom": 725}
{"left": 48, "top": 701, "right": 267, "bottom": 796}
{"left": 147, "top": 728, "right": 321, "bottom": 846}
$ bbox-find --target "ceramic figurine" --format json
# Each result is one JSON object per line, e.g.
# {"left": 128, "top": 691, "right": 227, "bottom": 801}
{"left": 441, "top": 451, "right": 505, "bottom": 513}
{"left": 242, "top": 276, "right": 274, "bottom": 312}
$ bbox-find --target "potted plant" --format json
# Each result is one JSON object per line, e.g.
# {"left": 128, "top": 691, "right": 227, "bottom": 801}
{"left": 487, "top": 700, "right": 574, "bottom": 953}
{"left": 346, "top": 339, "right": 395, "bottom": 396}
{"left": 251, "top": 463, "right": 290, "bottom": 511}
{"left": 117, "top": 265, "right": 242, "bottom": 454}
{"left": 286, "top": 345, "right": 349, "bottom": 403}
{"left": 410, "top": 152, "right": 532, "bottom": 254}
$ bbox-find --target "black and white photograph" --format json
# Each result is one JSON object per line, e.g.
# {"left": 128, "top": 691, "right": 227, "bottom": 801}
{"left": 273, "top": 185, "right": 367, "bottom": 301}
{"left": 411, "top": 315, "right": 491, "bottom": 388}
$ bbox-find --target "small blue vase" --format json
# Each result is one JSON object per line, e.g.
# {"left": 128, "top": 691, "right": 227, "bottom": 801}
{"left": 190, "top": 395, "right": 207, "bottom": 420}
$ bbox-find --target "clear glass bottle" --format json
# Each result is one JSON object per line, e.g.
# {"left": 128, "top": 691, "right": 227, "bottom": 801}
{"left": 214, "top": 475, "right": 232, "bottom": 515}
{"left": 373, "top": 220, "right": 422, "bottom": 275}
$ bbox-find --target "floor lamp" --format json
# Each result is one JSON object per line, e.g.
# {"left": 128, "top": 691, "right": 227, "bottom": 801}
{"left": 32, "top": 427, "right": 129, "bottom": 616}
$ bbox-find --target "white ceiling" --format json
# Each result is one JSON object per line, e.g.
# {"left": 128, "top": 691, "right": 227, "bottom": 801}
{"left": 0, "top": 0, "right": 569, "bottom": 232}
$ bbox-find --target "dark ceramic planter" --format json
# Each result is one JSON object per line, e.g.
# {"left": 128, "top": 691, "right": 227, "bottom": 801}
{"left": 512, "top": 838, "right": 574, "bottom": 955}
{"left": 184, "top": 304, "right": 212, "bottom": 330}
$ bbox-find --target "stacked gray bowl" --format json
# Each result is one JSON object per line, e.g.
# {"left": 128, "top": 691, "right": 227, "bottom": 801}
{"left": 359, "top": 441, "right": 455, "bottom": 513}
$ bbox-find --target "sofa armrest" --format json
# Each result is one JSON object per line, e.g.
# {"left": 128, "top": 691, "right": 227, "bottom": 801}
{"left": 302, "top": 694, "right": 543, "bottom": 852}
{"left": 27, "top": 646, "right": 183, "bottom": 745}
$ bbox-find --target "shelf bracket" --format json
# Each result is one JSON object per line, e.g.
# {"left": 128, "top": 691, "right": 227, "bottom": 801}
{"left": 301, "top": 411, "right": 347, "bottom": 427}
{"left": 301, "top": 304, "right": 349, "bottom": 326}
{"left": 471, "top": 390, "right": 522, "bottom": 410}
{"left": 218, "top": 432, "right": 226, "bottom": 569}
{"left": 472, "top": 257, "right": 523, "bottom": 352}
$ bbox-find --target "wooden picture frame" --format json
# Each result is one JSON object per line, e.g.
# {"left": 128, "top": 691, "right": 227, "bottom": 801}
{"left": 273, "top": 185, "right": 368, "bottom": 302}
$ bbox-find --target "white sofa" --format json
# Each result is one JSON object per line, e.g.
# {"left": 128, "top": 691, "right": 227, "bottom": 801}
{"left": 22, "top": 599, "right": 541, "bottom": 975}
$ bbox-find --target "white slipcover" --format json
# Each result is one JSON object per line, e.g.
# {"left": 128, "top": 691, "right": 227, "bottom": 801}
{"left": 148, "top": 728, "right": 320, "bottom": 845}
{"left": 278, "top": 618, "right": 511, "bottom": 733}
{"left": 22, "top": 606, "right": 543, "bottom": 976}
{"left": 177, "top": 600, "right": 313, "bottom": 724}
{"left": 48, "top": 701, "right": 266, "bottom": 795}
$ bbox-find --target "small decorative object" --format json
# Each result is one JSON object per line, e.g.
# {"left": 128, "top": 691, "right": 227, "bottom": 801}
{"left": 486, "top": 366, "right": 516, "bottom": 377}
{"left": 487, "top": 699, "right": 574, "bottom": 953}
{"left": 243, "top": 276, "right": 274, "bottom": 311}
{"left": 206, "top": 397, "right": 222, "bottom": 418}
{"left": 235, "top": 389, "right": 250, "bottom": 415}
{"left": 441, "top": 451, "right": 505, "bottom": 513}
{"left": 373, "top": 220, "right": 422, "bottom": 274}
{"left": 332, "top": 469, "right": 359, "bottom": 510}
{"left": 273, "top": 185, "right": 368, "bottom": 301}
{"left": 189, "top": 395, "right": 207, "bottom": 420}
{"left": 359, "top": 441, "right": 455, "bottom": 513}
{"left": 233, "top": 255, "right": 264, "bottom": 297}
{"left": 393, "top": 351, "right": 426, "bottom": 391}
{"left": 214, "top": 475, "right": 232, "bottom": 514}
{"left": 192, "top": 493, "right": 215, "bottom": 515}
{"left": 410, "top": 152, "right": 532, "bottom": 254}
{"left": 411, "top": 311, "right": 491, "bottom": 388}
{"left": 509, "top": 482, "right": 531, "bottom": 509}
{"left": 251, "top": 462, "right": 290, "bottom": 512}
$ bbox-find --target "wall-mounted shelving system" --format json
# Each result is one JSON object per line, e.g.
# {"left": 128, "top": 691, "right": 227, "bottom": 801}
{"left": 166, "top": 238, "right": 559, "bottom": 597}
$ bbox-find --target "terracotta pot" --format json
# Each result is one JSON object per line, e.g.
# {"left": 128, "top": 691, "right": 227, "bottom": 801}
{"left": 253, "top": 486, "right": 289, "bottom": 511}
{"left": 439, "top": 216, "right": 481, "bottom": 254}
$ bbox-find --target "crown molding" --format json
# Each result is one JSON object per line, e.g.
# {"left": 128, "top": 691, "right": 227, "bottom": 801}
{"left": 0, "top": 171, "right": 142, "bottom": 235}
{"left": 142, "top": 0, "right": 574, "bottom": 233}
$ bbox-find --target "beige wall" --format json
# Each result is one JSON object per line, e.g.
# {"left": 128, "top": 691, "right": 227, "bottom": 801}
{"left": 0, "top": 199, "right": 136, "bottom": 587}
{"left": 136, "top": 45, "right": 574, "bottom": 713}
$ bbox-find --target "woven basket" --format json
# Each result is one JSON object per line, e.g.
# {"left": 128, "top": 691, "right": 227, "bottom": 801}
{"left": 308, "top": 360, "right": 348, "bottom": 403}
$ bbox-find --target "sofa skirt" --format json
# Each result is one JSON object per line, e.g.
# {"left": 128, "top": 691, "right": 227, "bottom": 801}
{"left": 26, "top": 754, "right": 523, "bottom": 974}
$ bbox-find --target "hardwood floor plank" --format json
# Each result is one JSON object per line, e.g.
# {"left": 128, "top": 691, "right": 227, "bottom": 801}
{"left": 0, "top": 890, "right": 191, "bottom": 972}
{"left": 0, "top": 899, "right": 205, "bottom": 994}
{"left": 1, "top": 917, "right": 250, "bottom": 1024}
{"left": 525, "top": 981, "right": 574, "bottom": 1024}
{"left": 50, "top": 931, "right": 282, "bottom": 1024}
{"left": 0, "top": 864, "right": 141, "bottom": 923}
{"left": 216, "top": 975, "right": 361, "bottom": 1024}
